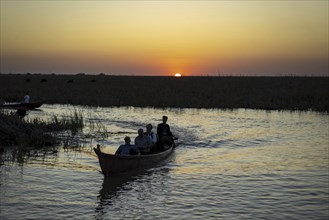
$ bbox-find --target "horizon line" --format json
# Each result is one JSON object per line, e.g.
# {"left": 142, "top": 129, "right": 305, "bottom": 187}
{"left": 0, "top": 72, "right": 328, "bottom": 77}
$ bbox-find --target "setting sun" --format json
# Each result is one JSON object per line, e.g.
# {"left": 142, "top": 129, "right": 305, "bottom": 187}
{"left": 0, "top": 1, "right": 328, "bottom": 76}
{"left": 174, "top": 73, "right": 182, "bottom": 77}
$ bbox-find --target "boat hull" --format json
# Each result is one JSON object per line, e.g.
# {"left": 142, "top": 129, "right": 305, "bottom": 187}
{"left": 94, "top": 144, "right": 174, "bottom": 175}
{"left": 0, "top": 101, "right": 43, "bottom": 110}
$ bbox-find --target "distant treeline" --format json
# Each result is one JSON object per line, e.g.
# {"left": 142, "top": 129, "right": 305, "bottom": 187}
{"left": 0, "top": 74, "right": 328, "bottom": 112}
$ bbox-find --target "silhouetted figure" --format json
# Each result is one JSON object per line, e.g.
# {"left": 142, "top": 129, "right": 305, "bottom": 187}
{"left": 16, "top": 109, "right": 26, "bottom": 117}
{"left": 157, "top": 116, "right": 174, "bottom": 150}
{"left": 23, "top": 92, "right": 30, "bottom": 103}
{"left": 115, "top": 136, "right": 140, "bottom": 156}
{"left": 135, "top": 128, "right": 153, "bottom": 154}
{"left": 144, "top": 124, "right": 157, "bottom": 153}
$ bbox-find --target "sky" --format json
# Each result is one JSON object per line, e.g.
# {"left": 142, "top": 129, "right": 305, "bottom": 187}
{"left": 0, "top": 0, "right": 328, "bottom": 76}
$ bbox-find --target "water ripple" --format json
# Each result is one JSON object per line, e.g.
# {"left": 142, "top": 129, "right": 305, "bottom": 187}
{"left": 1, "top": 106, "right": 328, "bottom": 220}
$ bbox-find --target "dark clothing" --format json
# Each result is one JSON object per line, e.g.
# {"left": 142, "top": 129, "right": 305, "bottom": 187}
{"left": 157, "top": 123, "right": 172, "bottom": 139}
{"left": 157, "top": 123, "right": 174, "bottom": 151}
{"left": 16, "top": 109, "right": 26, "bottom": 117}
{"left": 135, "top": 135, "right": 152, "bottom": 154}
{"left": 144, "top": 132, "right": 157, "bottom": 144}
{"left": 115, "top": 144, "right": 140, "bottom": 155}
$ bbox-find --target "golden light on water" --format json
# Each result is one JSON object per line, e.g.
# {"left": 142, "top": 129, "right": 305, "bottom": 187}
{"left": 174, "top": 73, "right": 182, "bottom": 77}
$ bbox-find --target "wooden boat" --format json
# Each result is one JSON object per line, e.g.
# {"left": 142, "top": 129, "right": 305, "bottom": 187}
{"left": 0, "top": 101, "right": 43, "bottom": 110}
{"left": 94, "top": 143, "right": 175, "bottom": 175}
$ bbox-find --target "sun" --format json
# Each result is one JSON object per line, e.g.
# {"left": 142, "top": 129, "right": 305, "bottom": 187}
{"left": 174, "top": 73, "right": 182, "bottom": 77}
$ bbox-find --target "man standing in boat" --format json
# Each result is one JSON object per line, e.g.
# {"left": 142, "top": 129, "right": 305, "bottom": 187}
{"left": 135, "top": 128, "right": 153, "bottom": 154}
{"left": 157, "top": 115, "right": 174, "bottom": 148}
{"left": 23, "top": 92, "right": 30, "bottom": 103}
{"left": 115, "top": 136, "right": 140, "bottom": 156}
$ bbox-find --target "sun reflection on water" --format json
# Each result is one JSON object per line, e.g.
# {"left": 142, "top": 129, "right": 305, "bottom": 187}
{"left": 1, "top": 105, "right": 328, "bottom": 220}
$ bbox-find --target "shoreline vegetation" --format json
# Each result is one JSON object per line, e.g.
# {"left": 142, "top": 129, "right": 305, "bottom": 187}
{"left": 0, "top": 73, "right": 327, "bottom": 156}
{"left": 0, "top": 107, "right": 111, "bottom": 163}
{"left": 0, "top": 110, "right": 83, "bottom": 147}
{"left": 0, "top": 110, "right": 84, "bottom": 163}
{"left": 0, "top": 74, "right": 328, "bottom": 112}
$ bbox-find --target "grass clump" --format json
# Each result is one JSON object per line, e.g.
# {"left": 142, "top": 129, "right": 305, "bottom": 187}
{"left": 0, "top": 110, "right": 84, "bottom": 148}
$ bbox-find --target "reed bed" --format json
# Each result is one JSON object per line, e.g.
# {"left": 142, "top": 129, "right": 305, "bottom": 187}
{"left": 0, "top": 109, "right": 85, "bottom": 164}
{"left": 0, "top": 74, "right": 328, "bottom": 112}
{"left": 0, "top": 110, "right": 83, "bottom": 148}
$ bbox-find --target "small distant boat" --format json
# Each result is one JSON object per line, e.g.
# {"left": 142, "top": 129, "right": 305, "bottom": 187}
{"left": 0, "top": 101, "right": 43, "bottom": 110}
{"left": 94, "top": 143, "right": 175, "bottom": 175}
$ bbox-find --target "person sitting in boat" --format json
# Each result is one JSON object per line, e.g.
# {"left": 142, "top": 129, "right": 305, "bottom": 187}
{"left": 157, "top": 116, "right": 174, "bottom": 147}
{"left": 144, "top": 124, "right": 157, "bottom": 152}
{"left": 115, "top": 136, "right": 140, "bottom": 156}
{"left": 135, "top": 128, "right": 153, "bottom": 154}
{"left": 23, "top": 92, "right": 30, "bottom": 103}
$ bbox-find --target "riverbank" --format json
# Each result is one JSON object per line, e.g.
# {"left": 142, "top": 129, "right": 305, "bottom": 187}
{"left": 0, "top": 74, "right": 328, "bottom": 111}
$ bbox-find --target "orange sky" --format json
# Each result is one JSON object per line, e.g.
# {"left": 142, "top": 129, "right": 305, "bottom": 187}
{"left": 0, "top": 1, "right": 328, "bottom": 76}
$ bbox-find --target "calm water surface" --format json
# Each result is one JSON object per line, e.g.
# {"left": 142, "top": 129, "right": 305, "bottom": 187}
{"left": 1, "top": 105, "right": 328, "bottom": 220}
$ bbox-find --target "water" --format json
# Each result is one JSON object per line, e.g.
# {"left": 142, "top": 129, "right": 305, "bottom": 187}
{"left": 1, "top": 105, "right": 328, "bottom": 220}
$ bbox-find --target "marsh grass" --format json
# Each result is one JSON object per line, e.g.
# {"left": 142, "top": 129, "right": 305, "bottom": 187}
{"left": 0, "top": 110, "right": 84, "bottom": 148}
{"left": 0, "top": 109, "right": 86, "bottom": 164}
{"left": 86, "top": 118, "right": 109, "bottom": 139}
{"left": 0, "top": 74, "right": 327, "bottom": 112}
{"left": 47, "top": 110, "right": 84, "bottom": 133}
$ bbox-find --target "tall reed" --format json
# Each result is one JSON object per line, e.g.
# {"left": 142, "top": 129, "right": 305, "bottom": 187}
{"left": 0, "top": 110, "right": 84, "bottom": 148}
